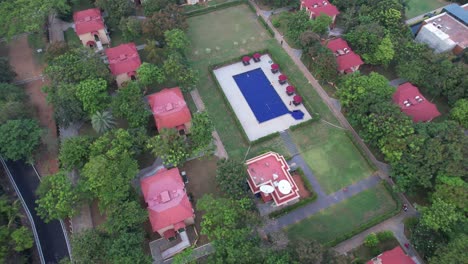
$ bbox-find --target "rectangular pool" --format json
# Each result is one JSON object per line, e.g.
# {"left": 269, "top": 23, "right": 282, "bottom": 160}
{"left": 233, "top": 68, "right": 289, "bottom": 123}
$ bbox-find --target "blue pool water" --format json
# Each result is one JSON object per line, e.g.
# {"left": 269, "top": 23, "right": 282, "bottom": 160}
{"left": 233, "top": 68, "right": 291, "bottom": 123}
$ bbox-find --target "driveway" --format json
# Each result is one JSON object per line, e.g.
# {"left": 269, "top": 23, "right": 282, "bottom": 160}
{"left": 4, "top": 160, "right": 70, "bottom": 263}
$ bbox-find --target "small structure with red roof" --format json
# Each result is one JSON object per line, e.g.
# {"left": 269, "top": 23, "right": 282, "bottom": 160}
{"left": 105, "top": 43, "right": 142, "bottom": 87}
{"left": 326, "top": 38, "right": 364, "bottom": 74}
{"left": 367, "top": 246, "right": 416, "bottom": 264}
{"left": 242, "top": 56, "right": 251, "bottom": 66}
{"left": 253, "top": 53, "right": 262, "bottom": 62}
{"left": 141, "top": 167, "right": 195, "bottom": 240}
{"left": 73, "top": 8, "right": 110, "bottom": 49}
{"left": 271, "top": 63, "right": 280, "bottom": 74}
{"left": 147, "top": 87, "right": 192, "bottom": 134}
{"left": 286, "top": 85, "right": 295, "bottom": 96}
{"left": 246, "top": 152, "right": 300, "bottom": 206}
{"left": 293, "top": 95, "right": 303, "bottom": 106}
{"left": 279, "top": 74, "right": 288, "bottom": 85}
{"left": 393, "top": 83, "right": 441, "bottom": 122}
{"left": 300, "top": 0, "right": 340, "bottom": 27}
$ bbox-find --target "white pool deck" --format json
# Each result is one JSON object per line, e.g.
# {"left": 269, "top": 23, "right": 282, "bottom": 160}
{"left": 213, "top": 54, "right": 311, "bottom": 141}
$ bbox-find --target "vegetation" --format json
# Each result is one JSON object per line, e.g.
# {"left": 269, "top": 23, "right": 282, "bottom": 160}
{"left": 0, "top": 119, "right": 42, "bottom": 162}
{"left": 0, "top": 83, "right": 30, "bottom": 125}
{"left": 111, "top": 82, "right": 150, "bottom": 128}
{"left": 189, "top": 111, "right": 214, "bottom": 154}
{"left": 91, "top": 111, "right": 116, "bottom": 134}
{"left": 59, "top": 136, "right": 93, "bottom": 170}
{"left": 75, "top": 78, "right": 110, "bottom": 115}
{"left": 215, "top": 159, "right": 249, "bottom": 198}
{"left": 0, "top": 58, "right": 16, "bottom": 83}
{"left": 147, "top": 128, "right": 189, "bottom": 166}
{"left": 136, "top": 62, "right": 165, "bottom": 88}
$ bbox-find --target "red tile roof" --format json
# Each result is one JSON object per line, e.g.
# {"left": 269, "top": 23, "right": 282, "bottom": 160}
{"left": 105, "top": 43, "right": 141, "bottom": 76}
{"left": 301, "top": 0, "right": 340, "bottom": 17}
{"left": 367, "top": 246, "right": 415, "bottom": 264}
{"left": 246, "top": 152, "right": 300, "bottom": 206}
{"left": 73, "top": 8, "right": 105, "bottom": 35}
{"left": 147, "top": 87, "right": 192, "bottom": 131}
{"left": 326, "top": 38, "right": 364, "bottom": 72}
{"left": 393, "top": 83, "right": 441, "bottom": 122}
{"left": 140, "top": 167, "right": 194, "bottom": 233}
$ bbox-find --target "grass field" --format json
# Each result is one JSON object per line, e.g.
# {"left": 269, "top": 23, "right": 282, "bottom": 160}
{"left": 405, "top": 0, "right": 447, "bottom": 18}
{"left": 287, "top": 183, "right": 397, "bottom": 244}
{"left": 186, "top": 5, "right": 338, "bottom": 159}
{"left": 290, "top": 122, "right": 374, "bottom": 194}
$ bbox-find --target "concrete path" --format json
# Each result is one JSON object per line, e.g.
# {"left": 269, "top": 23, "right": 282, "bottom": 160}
{"left": 389, "top": 78, "right": 407, "bottom": 87}
{"left": 260, "top": 5, "right": 294, "bottom": 18}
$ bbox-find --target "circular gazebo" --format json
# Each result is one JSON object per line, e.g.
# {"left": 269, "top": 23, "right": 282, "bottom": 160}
{"left": 271, "top": 63, "right": 279, "bottom": 74}
{"left": 253, "top": 53, "right": 261, "bottom": 62}
{"left": 242, "top": 56, "right": 251, "bottom": 66}
{"left": 279, "top": 74, "right": 288, "bottom": 85}
{"left": 286, "top": 85, "right": 295, "bottom": 96}
{"left": 293, "top": 95, "right": 303, "bottom": 106}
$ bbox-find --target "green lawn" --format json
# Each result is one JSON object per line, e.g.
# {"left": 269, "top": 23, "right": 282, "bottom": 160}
{"left": 290, "top": 122, "right": 374, "bottom": 194}
{"left": 186, "top": 5, "right": 338, "bottom": 159}
{"left": 405, "top": 0, "right": 447, "bottom": 18}
{"left": 287, "top": 183, "right": 397, "bottom": 244}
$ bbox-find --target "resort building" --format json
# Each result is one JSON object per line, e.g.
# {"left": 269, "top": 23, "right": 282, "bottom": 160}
{"left": 415, "top": 3, "right": 468, "bottom": 55}
{"left": 105, "top": 43, "right": 142, "bottom": 87}
{"left": 73, "top": 8, "right": 110, "bottom": 50}
{"left": 246, "top": 152, "right": 300, "bottom": 206}
{"left": 140, "top": 167, "right": 195, "bottom": 240}
{"left": 300, "top": 0, "right": 340, "bottom": 27}
{"left": 326, "top": 38, "right": 364, "bottom": 74}
{"left": 147, "top": 87, "right": 192, "bottom": 134}
{"left": 393, "top": 82, "right": 441, "bottom": 123}
{"left": 367, "top": 246, "right": 416, "bottom": 264}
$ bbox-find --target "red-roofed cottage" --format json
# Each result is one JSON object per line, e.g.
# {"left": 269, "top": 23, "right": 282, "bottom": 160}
{"left": 300, "top": 0, "right": 340, "bottom": 26}
{"left": 326, "top": 38, "right": 364, "bottom": 73}
{"left": 147, "top": 87, "right": 192, "bottom": 134}
{"left": 393, "top": 83, "right": 441, "bottom": 122}
{"left": 105, "top": 43, "right": 142, "bottom": 87}
{"left": 140, "top": 167, "right": 195, "bottom": 240}
{"left": 246, "top": 152, "right": 300, "bottom": 206}
{"left": 367, "top": 246, "right": 416, "bottom": 264}
{"left": 73, "top": 8, "right": 110, "bottom": 49}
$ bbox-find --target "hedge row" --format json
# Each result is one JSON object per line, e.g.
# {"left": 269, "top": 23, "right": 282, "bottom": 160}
{"left": 258, "top": 15, "right": 275, "bottom": 37}
{"left": 324, "top": 181, "right": 402, "bottom": 247}
{"left": 289, "top": 113, "right": 321, "bottom": 131}
{"left": 183, "top": 0, "right": 245, "bottom": 17}
{"left": 269, "top": 168, "right": 317, "bottom": 219}
{"left": 250, "top": 132, "right": 280, "bottom": 145}
{"left": 344, "top": 130, "right": 378, "bottom": 172}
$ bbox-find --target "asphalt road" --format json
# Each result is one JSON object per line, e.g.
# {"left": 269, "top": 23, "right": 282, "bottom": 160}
{"left": 5, "top": 160, "right": 69, "bottom": 263}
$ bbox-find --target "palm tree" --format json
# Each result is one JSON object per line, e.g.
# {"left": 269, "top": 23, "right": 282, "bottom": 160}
{"left": 91, "top": 111, "right": 116, "bottom": 134}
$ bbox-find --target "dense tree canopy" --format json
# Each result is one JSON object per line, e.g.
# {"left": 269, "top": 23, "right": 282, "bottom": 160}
{"left": 147, "top": 128, "right": 189, "bottom": 166}
{"left": 189, "top": 111, "right": 214, "bottom": 154}
{"left": 112, "top": 82, "right": 150, "bottom": 128}
{"left": 285, "top": 10, "right": 311, "bottom": 46}
{"left": 0, "top": 83, "right": 30, "bottom": 124}
{"left": 430, "top": 234, "right": 468, "bottom": 264}
{"left": 0, "top": 58, "right": 16, "bottom": 83}
{"left": 59, "top": 136, "right": 93, "bottom": 170}
{"left": 142, "top": 4, "right": 188, "bottom": 40}
{"left": 216, "top": 159, "right": 249, "bottom": 199}
{"left": 43, "top": 84, "right": 87, "bottom": 127}
{"left": 91, "top": 111, "right": 116, "bottom": 135}
{"left": 0, "top": 119, "right": 42, "bottom": 162}
{"left": 164, "top": 29, "right": 190, "bottom": 54}
{"left": 163, "top": 52, "right": 198, "bottom": 92}
{"left": 450, "top": 99, "right": 468, "bottom": 128}
{"left": 136, "top": 62, "right": 165, "bottom": 88}
{"left": 95, "top": 0, "right": 132, "bottom": 27}
{"left": 75, "top": 78, "right": 110, "bottom": 115}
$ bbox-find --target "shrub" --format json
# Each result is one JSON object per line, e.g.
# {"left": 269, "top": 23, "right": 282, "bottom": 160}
{"left": 272, "top": 18, "right": 281, "bottom": 28}
{"left": 364, "top": 233, "right": 379, "bottom": 248}
{"left": 376, "top": 230, "right": 394, "bottom": 241}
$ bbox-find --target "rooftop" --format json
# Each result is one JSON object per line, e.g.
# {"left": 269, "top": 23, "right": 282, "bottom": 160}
{"left": 393, "top": 82, "right": 441, "bottom": 122}
{"left": 105, "top": 43, "right": 142, "bottom": 76}
{"left": 140, "top": 167, "right": 194, "bottom": 232}
{"left": 443, "top": 3, "right": 468, "bottom": 25}
{"left": 301, "top": 0, "right": 340, "bottom": 17}
{"left": 367, "top": 246, "right": 416, "bottom": 264}
{"left": 246, "top": 152, "right": 300, "bottom": 206}
{"left": 326, "top": 38, "right": 364, "bottom": 72}
{"left": 147, "top": 87, "right": 192, "bottom": 131}
{"left": 73, "top": 8, "right": 105, "bottom": 35}
{"left": 424, "top": 12, "right": 468, "bottom": 49}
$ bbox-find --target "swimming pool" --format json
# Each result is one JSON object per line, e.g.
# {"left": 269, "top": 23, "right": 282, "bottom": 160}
{"left": 233, "top": 68, "right": 290, "bottom": 123}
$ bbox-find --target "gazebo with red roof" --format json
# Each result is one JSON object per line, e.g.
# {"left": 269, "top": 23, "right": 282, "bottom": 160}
{"left": 326, "top": 38, "right": 364, "bottom": 74}
{"left": 393, "top": 83, "right": 441, "bottom": 122}
{"left": 73, "top": 8, "right": 110, "bottom": 48}
{"left": 279, "top": 74, "right": 288, "bottom": 85}
{"left": 147, "top": 87, "right": 192, "bottom": 134}
{"left": 367, "top": 246, "right": 415, "bottom": 264}
{"left": 300, "top": 0, "right": 340, "bottom": 27}
{"left": 140, "top": 167, "right": 195, "bottom": 240}
{"left": 253, "top": 53, "right": 262, "bottom": 62}
{"left": 105, "top": 43, "right": 142, "bottom": 87}
{"left": 246, "top": 152, "right": 300, "bottom": 206}
{"left": 271, "top": 63, "right": 279, "bottom": 74}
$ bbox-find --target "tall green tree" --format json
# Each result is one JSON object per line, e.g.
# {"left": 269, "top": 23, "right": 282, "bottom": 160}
{"left": 59, "top": 136, "right": 93, "bottom": 170}
{"left": 89, "top": 128, "right": 145, "bottom": 159}
{"left": 163, "top": 52, "right": 198, "bottom": 92}
{"left": 0, "top": 83, "right": 29, "bottom": 124}
{"left": 164, "top": 29, "right": 190, "bottom": 54}
{"left": 118, "top": 17, "right": 142, "bottom": 42}
{"left": 91, "top": 111, "right": 116, "bottom": 135}
{"left": 95, "top": 0, "right": 132, "bottom": 27}
{"left": 216, "top": 159, "right": 249, "bottom": 199}
{"left": 43, "top": 84, "right": 87, "bottom": 127}
{"left": 430, "top": 234, "right": 468, "bottom": 264}
{"left": 0, "top": 119, "right": 42, "bottom": 162}
{"left": 136, "top": 62, "right": 165, "bottom": 88}
{"left": 70, "top": 229, "right": 108, "bottom": 264}
{"left": 189, "top": 111, "right": 213, "bottom": 154}
{"left": 142, "top": 0, "right": 176, "bottom": 16}
{"left": 432, "top": 176, "right": 468, "bottom": 212}
{"left": 10, "top": 227, "right": 33, "bottom": 252}
{"left": 142, "top": 4, "right": 187, "bottom": 40}
{"left": 147, "top": 128, "right": 189, "bottom": 166}
{"left": 419, "top": 198, "right": 463, "bottom": 233}
{"left": 310, "top": 15, "right": 332, "bottom": 37}
{"left": 450, "top": 98, "right": 468, "bottom": 128}
{"left": 362, "top": 35, "right": 394, "bottom": 66}
{"left": 285, "top": 10, "right": 311, "bottom": 46}
{"left": 112, "top": 82, "right": 150, "bottom": 128}
{"left": 36, "top": 172, "right": 80, "bottom": 222}
{"left": 0, "top": 58, "right": 16, "bottom": 83}
{"left": 103, "top": 200, "right": 147, "bottom": 234}
{"left": 75, "top": 78, "right": 110, "bottom": 115}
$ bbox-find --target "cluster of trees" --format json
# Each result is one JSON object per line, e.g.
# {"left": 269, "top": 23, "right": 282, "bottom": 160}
{"left": 0, "top": 194, "right": 34, "bottom": 262}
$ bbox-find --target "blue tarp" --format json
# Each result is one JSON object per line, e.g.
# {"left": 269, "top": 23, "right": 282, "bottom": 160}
{"left": 443, "top": 4, "right": 468, "bottom": 26}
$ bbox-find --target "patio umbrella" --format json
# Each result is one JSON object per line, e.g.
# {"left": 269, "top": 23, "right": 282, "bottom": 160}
{"left": 286, "top": 85, "right": 295, "bottom": 94}
{"left": 271, "top": 64, "right": 279, "bottom": 70}
{"left": 242, "top": 56, "right": 251, "bottom": 62}
{"left": 253, "top": 53, "right": 261, "bottom": 59}
{"left": 279, "top": 74, "right": 288, "bottom": 81}
{"left": 293, "top": 95, "right": 303, "bottom": 104}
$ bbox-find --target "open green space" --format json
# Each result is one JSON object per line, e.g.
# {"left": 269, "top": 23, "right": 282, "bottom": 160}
{"left": 186, "top": 5, "right": 338, "bottom": 159}
{"left": 405, "top": 0, "right": 447, "bottom": 19}
{"left": 290, "top": 122, "right": 374, "bottom": 194}
{"left": 287, "top": 183, "right": 396, "bottom": 244}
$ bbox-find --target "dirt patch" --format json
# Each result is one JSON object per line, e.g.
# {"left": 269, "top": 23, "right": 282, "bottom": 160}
{"left": 292, "top": 173, "right": 310, "bottom": 198}
{"left": 180, "top": 156, "right": 221, "bottom": 245}
{"left": 7, "top": 35, "right": 44, "bottom": 80}
{"left": 89, "top": 199, "right": 107, "bottom": 227}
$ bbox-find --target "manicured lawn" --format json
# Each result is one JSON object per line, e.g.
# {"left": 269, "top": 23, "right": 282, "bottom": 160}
{"left": 290, "top": 122, "right": 374, "bottom": 194}
{"left": 405, "top": 0, "right": 447, "bottom": 18}
{"left": 287, "top": 183, "right": 396, "bottom": 244}
{"left": 186, "top": 5, "right": 338, "bottom": 159}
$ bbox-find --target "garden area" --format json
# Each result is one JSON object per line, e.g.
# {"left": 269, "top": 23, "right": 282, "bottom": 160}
{"left": 290, "top": 122, "right": 375, "bottom": 194}
{"left": 287, "top": 183, "right": 397, "bottom": 245}
{"left": 405, "top": 0, "right": 448, "bottom": 18}
{"left": 349, "top": 231, "right": 400, "bottom": 263}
